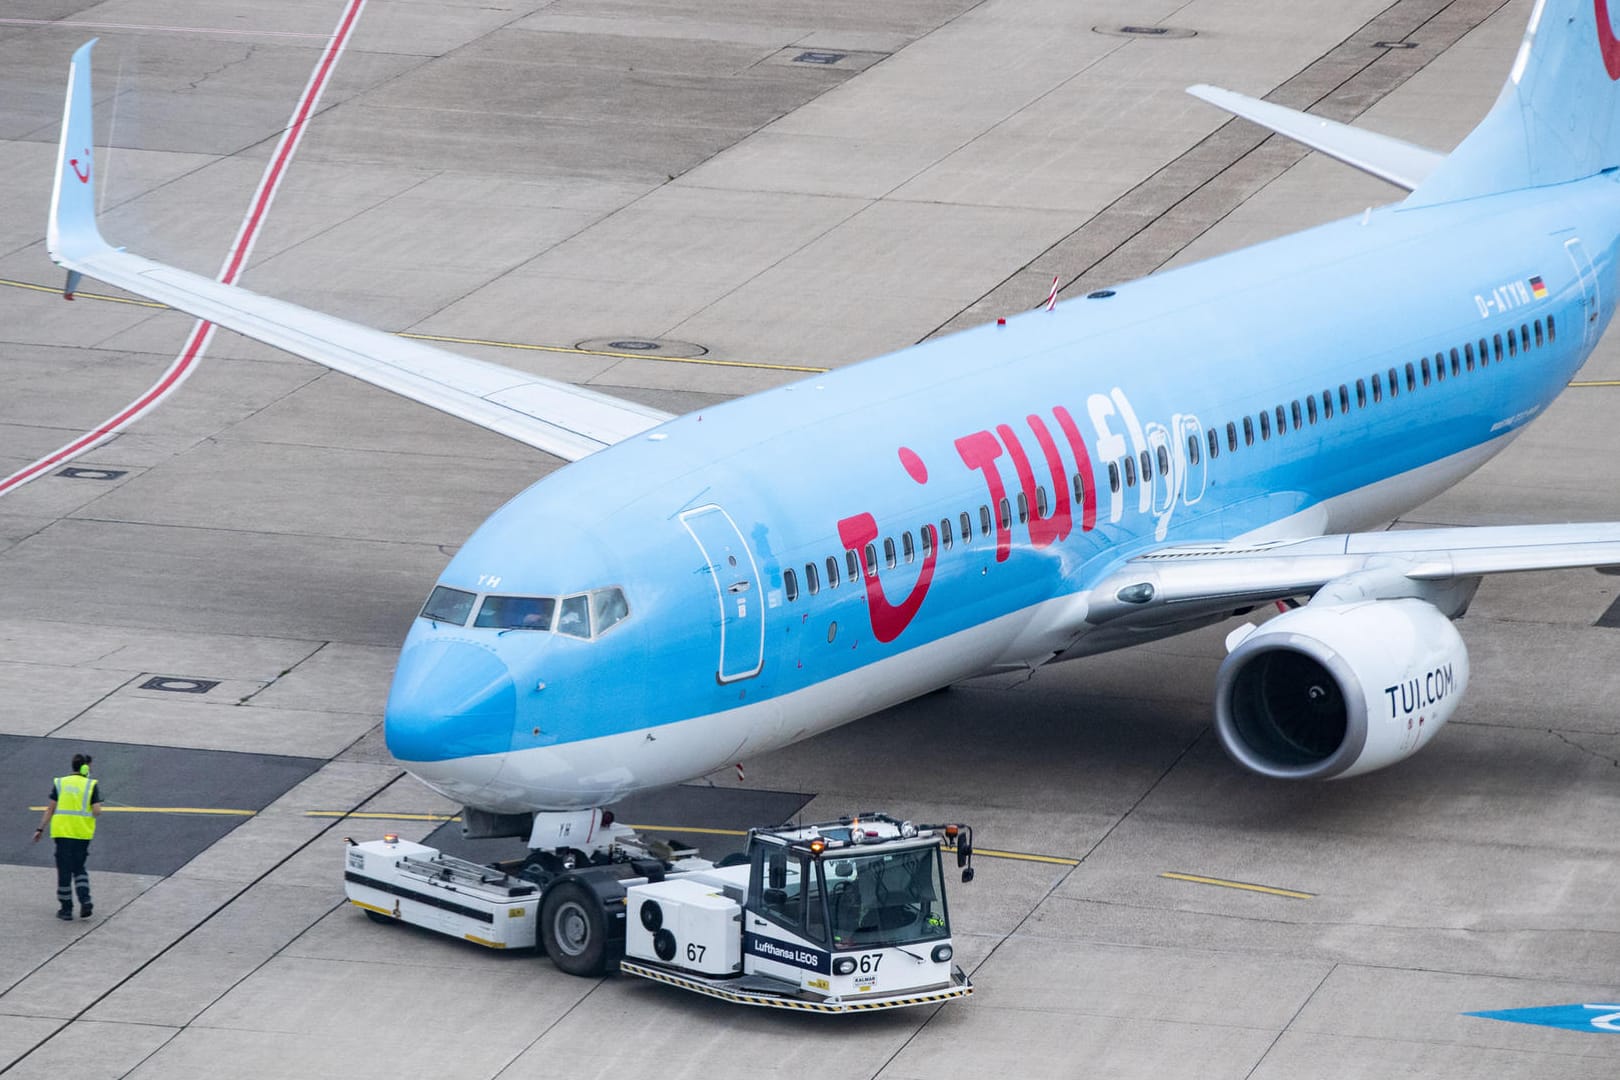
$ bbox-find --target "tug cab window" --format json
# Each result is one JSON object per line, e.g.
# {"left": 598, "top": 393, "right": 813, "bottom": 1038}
{"left": 421, "top": 585, "right": 476, "bottom": 626}
{"left": 476, "top": 594, "right": 555, "bottom": 630}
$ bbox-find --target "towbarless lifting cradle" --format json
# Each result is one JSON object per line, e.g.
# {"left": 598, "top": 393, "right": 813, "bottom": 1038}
{"left": 344, "top": 812, "right": 976, "bottom": 1013}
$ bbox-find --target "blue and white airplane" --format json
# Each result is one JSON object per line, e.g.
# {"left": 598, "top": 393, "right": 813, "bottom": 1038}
{"left": 42, "top": 0, "right": 1620, "bottom": 843}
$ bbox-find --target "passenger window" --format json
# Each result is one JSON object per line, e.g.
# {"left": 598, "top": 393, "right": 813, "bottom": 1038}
{"left": 1259, "top": 411, "right": 1270, "bottom": 440}
{"left": 1520, "top": 324, "right": 1530, "bottom": 351}
{"left": 473, "top": 595, "right": 557, "bottom": 628}
{"left": 883, "top": 538, "right": 897, "bottom": 569}
{"left": 847, "top": 550, "right": 860, "bottom": 581}
{"left": 1156, "top": 445, "right": 1170, "bottom": 476}
{"left": 591, "top": 590, "right": 630, "bottom": 635}
{"left": 1387, "top": 368, "right": 1399, "bottom": 398}
{"left": 1073, "top": 472, "right": 1088, "bottom": 505}
{"left": 1507, "top": 330, "right": 1517, "bottom": 357}
{"left": 784, "top": 568, "right": 799, "bottom": 601}
{"left": 1534, "top": 319, "right": 1543, "bottom": 347}
{"left": 827, "top": 556, "right": 840, "bottom": 589}
{"left": 1227, "top": 422, "right": 1238, "bottom": 452}
{"left": 960, "top": 512, "right": 973, "bottom": 542}
{"left": 1122, "top": 456, "right": 1136, "bottom": 487}
{"left": 1139, "top": 450, "right": 1152, "bottom": 480}
{"left": 1291, "top": 400, "right": 1302, "bottom": 429}
{"left": 1108, "top": 461, "right": 1121, "bottom": 492}
{"left": 805, "top": 562, "right": 820, "bottom": 595}
{"left": 939, "top": 518, "right": 953, "bottom": 550}
{"left": 1405, "top": 363, "right": 1416, "bottom": 392}
{"left": 1465, "top": 342, "right": 1475, "bottom": 371}
{"left": 979, "top": 506, "right": 992, "bottom": 536}
{"left": 1207, "top": 429, "right": 1219, "bottom": 459}
{"left": 1492, "top": 333, "right": 1502, "bottom": 362}
{"left": 1188, "top": 434, "right": 1201, "bottom": 466}
{"left": 1306, "top": 395, "right": 1318, "bottom": 424}
{"left": 421, "top": 585, "right": 476, "bottom": 626}
{"left": 1339, "top": 385, "right": 1351, "bottom": 414}
{"left": 1371, "top": 373, "right": 1383, "bottom": 403}
{"left": 1323, "top": 390, "right": 1334, "bottom": 420}
{"left": 1016, "top": 492, "right": 1029, "bottom": 524}
{"left": 1420, "top": 357, "right": 1431, "bottom": 385}
{"left": 557, "top": 594, "right": 591, "bottom": 638}
{"left": 997, "top": 497, "right": 1012, "bottom": 527}
{"left": 864, "top": 544, "right": 878, "bottom": 578}
{"left": 1356, "top": 380, "right": 1367, "bottom": 408}
{"left": 902, "top": 531, "right": 915, "bottom": 563}
{"left": 1548, "top": 314, "right": 1556, "bottom": 342}
{"left": 1243, "top": 417, "right": 1254, "bottom": 446}
{"left": 1448, "top": 347, "right": 1459, "bottom": 378}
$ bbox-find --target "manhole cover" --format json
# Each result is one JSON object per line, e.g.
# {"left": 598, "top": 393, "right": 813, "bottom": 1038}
{"left": 57, "top": 467, "right": 127, "bottom": 481}
{"left": 576, "top": 337, "right": 709, "bottom": 359}
{"left": 1094, "top": 25, "right": 1197, "bottom": 40}
{"left": 139, "top": 676, "right": 220, "bottom": 695}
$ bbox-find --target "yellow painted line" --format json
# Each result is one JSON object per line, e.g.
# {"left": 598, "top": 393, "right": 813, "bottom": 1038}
{"left": 624, "top": 823, "right": 748, "bottom": 837}
{"left": 1161, "top": 871, "right": 1314, "bottom": 900}
{"left": 1570, "top": 379, "right": 1620, "bottom": 387}
{"left": 975, "top": 847, "right": 1080, "bottom": 866}
{"left": 0, "top": 277, "right": 168, "bottom": 308}
{"left": 0, "top": 276, "right": 826, "bottom": 373}
{"left": 305, "top": 811, "right": 460, "bottom": 822}
{"left": 29, "top": 804, "right": 255, "bottom": 816}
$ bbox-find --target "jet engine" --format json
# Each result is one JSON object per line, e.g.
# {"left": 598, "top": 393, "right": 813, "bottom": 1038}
{"left": 1213, "top": 598, "right": 1468, "bottom": 780}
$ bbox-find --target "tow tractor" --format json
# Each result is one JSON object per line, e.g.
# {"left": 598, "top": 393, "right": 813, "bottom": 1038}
{"left": 344, "top": 812, "right": 976, "bottom": 1013}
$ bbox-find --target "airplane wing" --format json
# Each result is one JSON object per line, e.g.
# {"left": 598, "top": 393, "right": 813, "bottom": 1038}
{"left": 1187, "top": 84, "right": 1444, "bottom": 191}
{"left": 1083, "top": 523, "right": 1620, "bottom": 629}
{"left": 47, "top": 42, "right": 672, "bottom": 464}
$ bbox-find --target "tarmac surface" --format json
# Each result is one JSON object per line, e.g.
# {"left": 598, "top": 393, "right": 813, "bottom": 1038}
{"left": 2, "top": 0, "right": 1619, "bottom": 1077}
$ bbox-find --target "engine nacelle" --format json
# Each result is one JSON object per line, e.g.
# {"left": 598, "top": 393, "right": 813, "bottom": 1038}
{"left": 1213, "top": 599, "right": 1469, "bottom": 780}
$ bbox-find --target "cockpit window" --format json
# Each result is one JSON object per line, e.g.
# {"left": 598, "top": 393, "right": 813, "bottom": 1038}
{"left": 475, "top": 595, "right": 555, "bottom": 631}
{"left": 420, "top": 585, "right": 475, "bottom": 626}
{"left": 557, "top": 594, "right": 591, "bottom": 638}
{"left": 590, "top": 588, "right": 629, "bottom": 635}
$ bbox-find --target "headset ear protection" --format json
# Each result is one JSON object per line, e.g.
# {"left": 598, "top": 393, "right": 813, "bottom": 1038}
{"left": 79, "top": 763, "right": 90, "bottom": 776}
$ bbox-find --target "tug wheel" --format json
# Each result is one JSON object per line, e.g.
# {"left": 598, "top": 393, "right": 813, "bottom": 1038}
{"left": 541, "top": 881, "right": 609, "bottom": 976}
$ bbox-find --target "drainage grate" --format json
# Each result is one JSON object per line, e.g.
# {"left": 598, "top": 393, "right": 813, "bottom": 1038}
{"left": 608, "top": 340, "right": 660, "bottom": 351}
{"left": 57, "top": 467, "right": 127, "bottom": 481}
{"left": 1373, "top": 40, "right": 1419, "bottom": 49}
{"left": 1087, "top": 289, "right": 1117, "bottom": 299}
{"left": 794, "top": 51, "right": 847, "bottom": 65}
{"left": 139, "top": 676, "right": 220, "bottom": 695}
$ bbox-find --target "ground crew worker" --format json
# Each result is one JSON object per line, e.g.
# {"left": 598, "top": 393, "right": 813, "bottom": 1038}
{"left": 32, "top": 753, "right": 102, "bottom": 920}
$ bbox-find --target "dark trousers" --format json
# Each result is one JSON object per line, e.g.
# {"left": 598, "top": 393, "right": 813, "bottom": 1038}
{"left": 54, "top": 837, "right": 91, "bottom": 910}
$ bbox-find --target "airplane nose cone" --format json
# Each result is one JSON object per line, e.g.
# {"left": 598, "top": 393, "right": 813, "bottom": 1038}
{"left": 385, "top": 639, "right": 516, "bottom": 762}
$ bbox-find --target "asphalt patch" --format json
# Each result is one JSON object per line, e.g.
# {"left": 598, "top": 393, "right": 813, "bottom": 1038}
{"left": 421, "top": 784, "right": 815, "bottom": 865}
{"left": 1, "top": 735, "right": 323, "bottom": 876}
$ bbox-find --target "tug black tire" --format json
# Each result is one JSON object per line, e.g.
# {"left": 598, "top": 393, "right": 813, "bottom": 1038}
{"left": 541, "top": 881, "right": 609, "bottom": 976}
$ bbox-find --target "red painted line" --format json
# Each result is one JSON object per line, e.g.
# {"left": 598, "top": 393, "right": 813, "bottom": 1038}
{"left": 0, "top": 18, "right": 329, "bottom": 39}
{"left": 0, "top": 0, "right": 368, "bottom": 499}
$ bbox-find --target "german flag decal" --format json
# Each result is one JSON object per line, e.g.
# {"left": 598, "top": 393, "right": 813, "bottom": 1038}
{"left": 1530, "top": 276, "right": 1548, "bottom": 299}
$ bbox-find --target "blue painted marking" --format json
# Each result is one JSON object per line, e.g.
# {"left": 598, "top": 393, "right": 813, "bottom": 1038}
{"left": 1466, "top": 1004, "right": 1620, "bottom": 1033}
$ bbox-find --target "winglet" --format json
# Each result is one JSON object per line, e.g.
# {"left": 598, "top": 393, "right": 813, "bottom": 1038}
{"left": 48, "top": 40, "right": 111, "bottom": 276}
{"left": 1186, "top": 83, "right": 1444, "bottom": 192}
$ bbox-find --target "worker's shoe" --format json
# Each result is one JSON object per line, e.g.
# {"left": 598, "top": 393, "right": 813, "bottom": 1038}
{"left": 79, "top": 905, "right": 93, "bottom": 919}
{"left": 56, "top": 907, "right": 72, "bottom": 921}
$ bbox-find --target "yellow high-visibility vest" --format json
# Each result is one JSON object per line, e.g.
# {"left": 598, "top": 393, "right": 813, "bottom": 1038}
{"left": 50, "top": 774, "right": 98, "bottom": 840}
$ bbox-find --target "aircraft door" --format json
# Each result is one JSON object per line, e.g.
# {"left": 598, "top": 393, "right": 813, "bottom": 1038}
{"left": 680, "top": 504, "right": 765, "bottom": 683}
{"left": 1565, "top": 237, "right": 1600, "bottom": 348}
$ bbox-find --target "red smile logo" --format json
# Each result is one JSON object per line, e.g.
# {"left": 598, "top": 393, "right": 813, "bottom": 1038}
{"left": 1597, "top": 0, "right": 1620, "bottom": 79}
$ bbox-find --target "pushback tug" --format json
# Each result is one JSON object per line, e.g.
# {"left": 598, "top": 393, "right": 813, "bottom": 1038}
{"left": 344, "top": 813, "right": 976, "bottom": 1013}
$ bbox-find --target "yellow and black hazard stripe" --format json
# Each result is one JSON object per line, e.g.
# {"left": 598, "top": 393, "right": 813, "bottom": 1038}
{"left": 618, "top": 960, "right": 972, "bottom": 1013}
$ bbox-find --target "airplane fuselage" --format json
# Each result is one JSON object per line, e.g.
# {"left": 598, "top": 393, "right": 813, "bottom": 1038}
{"left": 386, "top": 174, "right": 1618, "bottom": 813}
